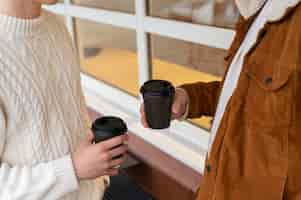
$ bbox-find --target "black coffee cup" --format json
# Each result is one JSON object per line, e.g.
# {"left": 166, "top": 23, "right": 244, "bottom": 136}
{"left": 140, "top": 80, "right": 175, "bottom": 129}
{"left": 91, "top": 116, "right": 127, "bottom": 158}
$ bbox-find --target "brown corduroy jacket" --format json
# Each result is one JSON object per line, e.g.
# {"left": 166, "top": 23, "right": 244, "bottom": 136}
{"left": 181, "top": 1, "right": 301, "bottom": 199}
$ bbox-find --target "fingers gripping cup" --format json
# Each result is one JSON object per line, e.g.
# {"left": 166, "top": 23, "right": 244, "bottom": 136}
{"left": 140, "top": 80, "right": 175, "bottom": 129}
{"left": 91, "top": 116, "right": 128, "bottom": 158}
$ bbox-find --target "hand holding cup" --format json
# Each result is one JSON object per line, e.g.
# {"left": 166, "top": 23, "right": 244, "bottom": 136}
{"left": 140, "top": 80, "right": 189, "bottom": 129}
{"left": 72, "top": 116, "right": 129, "bottom": 180}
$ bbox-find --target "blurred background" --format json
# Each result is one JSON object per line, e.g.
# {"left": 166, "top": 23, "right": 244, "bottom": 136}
{"left": 51, "top": 1, "right": 239, "bottom": 199}
{"left": 68, "top": 0, "right": 239, "bottom": 130}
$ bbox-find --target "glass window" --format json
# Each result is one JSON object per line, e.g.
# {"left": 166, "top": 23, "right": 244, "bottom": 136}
{"left": 75, "top": 19, "right": 139, "bottom": 96}
{"left": 73, "top": 0, "right": 135, "bottom": 14}
{"left": 149, "top": 0, "right": 239, "bottom": 29}
{"left": 151, "top": 35, "right": 226, "bottom": 129}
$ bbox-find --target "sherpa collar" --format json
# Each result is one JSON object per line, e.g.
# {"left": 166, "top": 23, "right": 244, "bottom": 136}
{"left": 260, "top": 0, "right": 300, "bottom": 22}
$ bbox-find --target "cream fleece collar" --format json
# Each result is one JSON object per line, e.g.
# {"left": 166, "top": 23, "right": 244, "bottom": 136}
{"left": 235, "top": 0, "right": 267, "bottom": 19}
{"left": 236, "top": 0, "right": 301, "bottom": 21}
{"left": 267, "top": 0, "right": 301, "bottom": 22}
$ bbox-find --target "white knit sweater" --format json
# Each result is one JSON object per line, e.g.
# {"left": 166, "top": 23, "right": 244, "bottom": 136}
{"left": 0, "top": 10, "right": 107, "bottom": 200}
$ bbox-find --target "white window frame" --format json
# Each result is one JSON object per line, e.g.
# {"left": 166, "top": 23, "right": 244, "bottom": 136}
{"left": 45, "top": 1, "right": 236, "bottom": 174}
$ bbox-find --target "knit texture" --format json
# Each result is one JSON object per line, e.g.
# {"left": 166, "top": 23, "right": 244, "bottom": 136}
{"left": 0, "top": 10, "right": 106, "bottom": 200}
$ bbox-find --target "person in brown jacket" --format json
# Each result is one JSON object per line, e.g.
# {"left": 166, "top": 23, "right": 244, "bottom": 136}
{"left": 140, "top": 0, "right": 301, "bottom": 199}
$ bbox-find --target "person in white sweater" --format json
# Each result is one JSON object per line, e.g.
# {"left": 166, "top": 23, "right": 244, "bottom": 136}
{"left": 0, "top": 0, "right": 129, "bottom": 199}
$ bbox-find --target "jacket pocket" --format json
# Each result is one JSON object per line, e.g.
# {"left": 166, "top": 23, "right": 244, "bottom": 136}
{"left": 246, "top": 60, "right": 293, "bottom": 91}
{"left": 244, "top": 61, "right": 293, "bottom": 126}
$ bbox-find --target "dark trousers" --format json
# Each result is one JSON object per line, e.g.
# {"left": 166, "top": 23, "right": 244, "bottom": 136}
{"left": 104, "top": 171, "right": 154, "bottom": 200}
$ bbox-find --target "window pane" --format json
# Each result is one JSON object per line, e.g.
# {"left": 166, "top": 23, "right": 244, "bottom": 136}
{"left": 151, "top": 35, "right": 226, "bottom": 129}
{"left": 149, "top": 0, "right": 239, "bottom": 29}
{"left": 75, "top": 19, "right": 139, "bottom": 96}
{"left": 73, "top": 0, "right": 135, "bottom": 13}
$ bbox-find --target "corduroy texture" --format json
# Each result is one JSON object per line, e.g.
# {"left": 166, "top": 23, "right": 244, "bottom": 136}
{"left": 181, "top": 1, "right": 301, "bottom": 199}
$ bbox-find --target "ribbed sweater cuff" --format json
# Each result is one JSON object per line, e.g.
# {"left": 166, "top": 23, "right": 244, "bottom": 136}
{"left": 51, "top": 155, "right": 79, "bottom": 194}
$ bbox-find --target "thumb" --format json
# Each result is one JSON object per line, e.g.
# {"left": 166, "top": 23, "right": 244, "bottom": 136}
{"left": 172, "top": 101, "right": 181, "bottom": 115}
{"left": 85, "top": 130, "right": 95, "bottom": 145}
{"left": 171, "top": 101, "right": 183, "bottom": 120}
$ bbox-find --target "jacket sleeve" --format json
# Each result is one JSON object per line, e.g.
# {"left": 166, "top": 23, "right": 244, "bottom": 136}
{"left": 0, "top": 102, "right": 79, "bottom": 200}
{"left": 180, "top": 81, "right": 221, "bottom": 118}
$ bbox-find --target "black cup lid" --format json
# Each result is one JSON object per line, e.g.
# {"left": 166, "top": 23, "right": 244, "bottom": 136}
{"left": 91, "top": 116, "right": 128, "bottom": 135}
{"left": 140, "top": 80, "right": 175, "bottom": 96}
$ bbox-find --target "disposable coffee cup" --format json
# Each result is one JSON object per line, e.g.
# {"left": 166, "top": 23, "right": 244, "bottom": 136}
{"left": 140, "top": 80, "right": 175, "bottom": 129}
{"left": 91, "top": 116, "right": 127, "bottom": 159}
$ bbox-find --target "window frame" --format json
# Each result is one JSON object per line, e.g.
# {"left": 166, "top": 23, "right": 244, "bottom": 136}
{"left": 45, "top": 0, "right": 236, "bottom": 174}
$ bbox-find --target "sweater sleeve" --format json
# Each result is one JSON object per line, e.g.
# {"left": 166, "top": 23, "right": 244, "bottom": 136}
{"left": 79, "top": 88, "right": 92, "bottom": 130}
{"left": 0, "top": 103, "right": 79, "bottom": 200}
{"left": 180, "top": 81, "right": 222, "bottom": 118}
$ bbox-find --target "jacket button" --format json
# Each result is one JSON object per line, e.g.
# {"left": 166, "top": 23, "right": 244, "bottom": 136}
{"left": 265, "top": 77, "right": 273, "bottom": 85}
{"left": 206, "top": 165, "right": 212, "bottom": 173}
